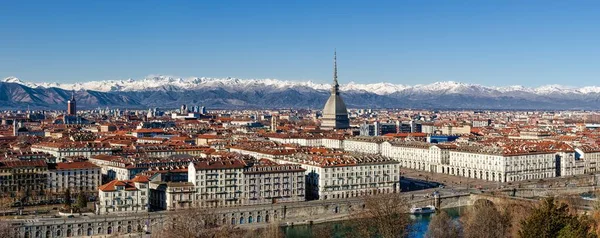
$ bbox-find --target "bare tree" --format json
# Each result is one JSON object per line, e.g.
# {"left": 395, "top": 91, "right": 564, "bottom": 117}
{"left": 256, "top": 222, "right": 283, "bottom": 238}
{"left": 153, "top": 208, "right": 240, "bottom": 238}
{"left": 500, "top": 200, "right": 535, "bottom": 237}
{"left": 0, "top": 196, "right": 13, "bottom": 210}
{"left": 560, "top": 195, "right": 584, "bottom": 215}
{"left": 0, "top": 221, "right": 17, "bottom": 238}
{"left": 349, "top": 193, "right": 412, "bottom": 238}
{"left": 461, "top": 200, "right": 511, "bottom": 238}
{"left": 426, "top": 210, "right": 460, "bottom": 238}
{"left": 311, "top": 223, "right": 335, "bottom": 238}
{"left": 589, "top": 197, "right": 600, "bottom": 236}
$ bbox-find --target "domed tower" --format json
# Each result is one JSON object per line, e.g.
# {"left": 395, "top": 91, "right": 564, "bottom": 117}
{"left": 321, "top": 51, "right": 349, "bottom": 129}
{"left": 67, "top": 91, "right": 77, "bottom": 115}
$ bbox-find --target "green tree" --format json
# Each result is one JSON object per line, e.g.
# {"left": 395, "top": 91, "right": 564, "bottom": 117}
{"left": 63, "top": 189, "right": 72, "bottom": 208}
{"left": 76, "top": 193, "right": 87, "bottom": 210}
{"left": 519, "top": 197, "right": 595, "bottom": 238}
{"left": 556, "top": 215, "right": 596, "bottom": 238}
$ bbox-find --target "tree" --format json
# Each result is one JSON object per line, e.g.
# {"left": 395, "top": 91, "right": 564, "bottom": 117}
{"left": 310, "top": 223, "right": 336, "bottom": 238}
{"left": 501, "top": 200, "right": 535, "bottom": 237}
{"left": 519, "top": 197, "right": 595, "bottom": 238}
{"left": 557, "top": 216, "right": 596, "bottom": 238}
{"left": 0, "top": 196, "right": 13, "bottom": 210}
{"left": 76, "top": 193, "right": 88, "bottom": 210}
{"left": 18, "top": 188, "right": 30, "bottom": 203}
{"left": 560, "top": 195, "right": 584, "bottom": 215}
{"left": 63, "top": 189, "right": 72, "bottom": 208}
{"left": 591, "top": 198, "right": 600, "bottom": 236}
{"left": 426, "top": 210, "right": 460, "bottom": 238}
{"left": 0, "top": 221, "right": 17, "bottom": 238}
{"left": 349, "top": 193, "right": 412, "bottom": 238}
{"left": 462, "top": 200, "right": 510, "bottom": 238}
{"left": 258, "top": 223, "right": 283, "bottom": 238}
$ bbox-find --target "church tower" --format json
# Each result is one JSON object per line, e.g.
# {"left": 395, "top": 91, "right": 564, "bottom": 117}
{"left": 67, "top": 91, "right": 77, "bottom": 115}
{"left": 321, "top": 51, "right": 350, "bottom": 129}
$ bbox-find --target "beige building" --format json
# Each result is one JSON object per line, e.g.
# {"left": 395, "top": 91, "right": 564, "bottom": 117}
{"left": 272, "top": 153, "right": 400, "bottom": 200}
{"left": 187, "top": 159, "right": 247, "bottom": 207}
{"left": 31, "top": 142, "right": 114, "bottom": 159}
{"left": 97, "top": 176, "right": 149, "bottom": 215}
{"left": 244, "top": 160, "right": 305, "bottom": 205}
{"left": 47, "top": 161, "right": 101, "bottom": 194}
{"left": 343, "top": 137, "right": 386, "bottom": 154}
{"left": 149, "top": 181, "right": 195, "bottom": 211}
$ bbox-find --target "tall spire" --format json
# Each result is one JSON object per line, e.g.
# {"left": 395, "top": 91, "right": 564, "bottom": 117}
{"left": 332, "top": 49, "right": 339, "bottom": 95}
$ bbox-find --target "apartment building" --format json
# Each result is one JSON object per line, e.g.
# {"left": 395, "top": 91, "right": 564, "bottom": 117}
{"left": 342, "top": 137, "right": 386, "bottom": 154}
{"left": 149, "top": 181, "right": 195, "bottom": 211}
{"left": 187, "top": 159, "right": 246, "bottom": 207}
{"left": 243, "top": 160, "right": 305, "bottom": 205}
{"left": 272, "top": 153, "right": 400, "bottom": 200}
{"left": 31, "top": 142, "right": 114, "bottom": 159}
{"left": 47, "top": 161, "right": 101, "bottom": 193}
{"left": 97, "top": 175, "right": 150, "bottom": 215}
{"left": 441, "top": 145, "right": 557, "bottom": 182}
{"left": 89, "top": 155, "right": 196, "bottom": 181}
{"left": 575, "top": 146, "right": 600, "bottom": 174}
{"left": 0, "top": 160, "right": 48, "bottom": 195}
{"left": 381, "top": 141, "right": 433, "bottom": 172}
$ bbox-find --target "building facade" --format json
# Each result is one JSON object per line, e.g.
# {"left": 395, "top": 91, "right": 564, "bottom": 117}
{"left": 47, "top": 161, "right": 101, "bottom": 194}
{"left": 243, "top": 161, "right": 306, "bottom": 205}
{"left": 187, "top": 159, "right": 246, "bottom": 207}
{"left": 97, "top": 176, "right": 150, "bottom": 215}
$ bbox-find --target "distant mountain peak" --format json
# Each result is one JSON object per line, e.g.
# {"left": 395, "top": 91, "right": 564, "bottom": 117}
{"left": 3, "top": 75, "right": 600, "bottom": 96}
{"left": 2, "top": 76, "right": 24, "bottom": 83}
{"left": 3, "top": 75, "right": 600, "bottom": 110}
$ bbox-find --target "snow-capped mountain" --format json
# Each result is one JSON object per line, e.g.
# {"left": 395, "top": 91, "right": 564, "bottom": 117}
{"left": 2, "top": 75, "right": 600, "bottom": 110}
{"left": 5, "top": 75, "right": 600, "bottom": 95}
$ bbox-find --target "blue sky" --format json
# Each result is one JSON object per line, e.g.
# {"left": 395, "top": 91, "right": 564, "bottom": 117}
{"left": 1, "top": 1, "right": 600, "bottom": 86}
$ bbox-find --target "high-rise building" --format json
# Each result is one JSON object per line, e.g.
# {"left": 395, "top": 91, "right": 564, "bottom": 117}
{"left": 321, "top": 51, "right": 350, "bottom": 129}
{"left": 271, "top": 115, "right": 278, "bottom": 132}
{"left": 67, "top": 91, "right": 77, "bottom": 115}
{"left": 147, "top": 108, "right": 153, "bottom": 119}
{"left": 180, "top": 104, "right": 187, "bottom": 114}
{"left": 360, "top": 122, "right": 398, "bottom": 136}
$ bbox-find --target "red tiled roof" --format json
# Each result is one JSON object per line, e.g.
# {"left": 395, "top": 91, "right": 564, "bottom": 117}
{"left": 98, "top": 180, "right": 133, "bottom": 192}
{"left": 133, "top": 128, "right": 165, "bottom": 133}
{"left": 130, "top": 175, "right": 150, "bottom": 183}
{"left": 53, "top": 161, "right": 99, "bottom": 170}
{"left": 382, "top": 133, "right": 427, "bottom": 138}
{"left": 0, "top": 160, "right": 47, "bottom": 168}
{"left": 193, "top": 159, "right": 246, "bottom": 170}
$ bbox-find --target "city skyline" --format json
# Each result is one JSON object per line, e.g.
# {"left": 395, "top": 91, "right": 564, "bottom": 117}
{"left": 2, "top": 1, "right": 600, "bottom": 87}
{"left": 4, "top": 1, "right": 600, "bottom": 237}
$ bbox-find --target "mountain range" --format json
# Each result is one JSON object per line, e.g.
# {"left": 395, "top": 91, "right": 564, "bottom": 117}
{"left": 2, "top": 75, "right": 600, "bottom": 110}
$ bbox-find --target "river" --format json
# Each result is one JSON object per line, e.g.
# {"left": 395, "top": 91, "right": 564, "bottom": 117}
{"left": 283, "top": 206, "right": 466, "bottom": 238}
